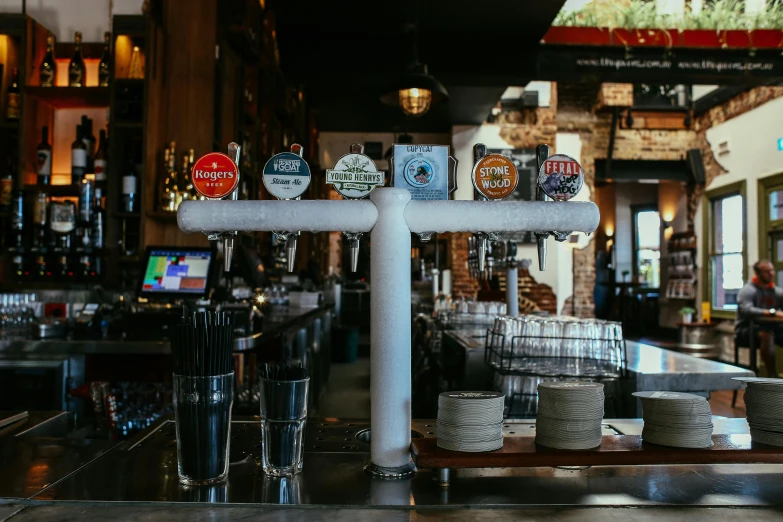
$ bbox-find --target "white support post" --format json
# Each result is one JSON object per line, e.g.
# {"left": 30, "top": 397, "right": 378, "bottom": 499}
{"left": 178, "top": 187, "right": 600, "bottom": 477}
{"left": 506, "top": 267, "right": 518, "bottom": 317}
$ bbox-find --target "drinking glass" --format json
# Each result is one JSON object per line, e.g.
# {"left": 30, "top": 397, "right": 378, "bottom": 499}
{"left": 173, "top": 372, "right": 234, "bottom": 485}
{"left": 259, "top": 377, "right": 309, "bottom": 477}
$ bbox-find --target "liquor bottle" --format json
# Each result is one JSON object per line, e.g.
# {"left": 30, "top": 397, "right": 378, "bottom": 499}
{"left": 32, "top": 191, "right": 47, "bottom": 248}
{"left": 0, "top": 163, "right": 13, "bottom": 213}
{"left": 98, "top": 32, "right": 112, "bottom": 87}
{"left": 50, "top": 200, "right": 76, "bottom": 250}
{"left": 35, "top": 255, "right": 47, "bottom": 280}
{"left": 10, "top": 189, "right": 24, "bottom": 250}
{"left": 81, "top": 116, "right": 95, "bottom": 173}
{"left": 94, "top": 130, "right": 107, "bottom": 182}
{"left": 71, "top": 125, "right": 87, "bottom": 183}
{"left": 6, "top": 68, "right": 20, "bottom": 120}
{"left": 37, "top": 126, "right": 52, "bottom": 186}
{"left": 157, "top": 145, "right": 172, "bottom": 211}
{"left": 188, "top": 148, "right": 199, "bottom": 200}
{"left": 176, "top": 153, "right": 192, "bottom": 208}
{"left": 39, "top": 34, "right": 56, "bottom": 87}
{"left": 92, "top": 188, "right": 105, "bottom": 249}
{"left": 122, "top": 162, "right": 137, "bottom": 212}
{"left": 78, "top": 178, "right": 94, "bottom": 224}
{"left": 69, "top": 31, "right": 86, "bottom": 87}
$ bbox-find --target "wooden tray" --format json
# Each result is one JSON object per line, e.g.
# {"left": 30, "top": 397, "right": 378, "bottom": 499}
{"left": 411, "top": 435, "right": 783, "bottom": 469}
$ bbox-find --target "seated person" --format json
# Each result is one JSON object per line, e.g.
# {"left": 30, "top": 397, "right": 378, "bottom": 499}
{"left": 735, "top": 260, "right": 783, "bottom": 377}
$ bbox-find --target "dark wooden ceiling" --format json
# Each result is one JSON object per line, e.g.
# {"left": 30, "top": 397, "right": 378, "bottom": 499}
{"left": 268, "top": 0, "right": 566, "bottom": 132}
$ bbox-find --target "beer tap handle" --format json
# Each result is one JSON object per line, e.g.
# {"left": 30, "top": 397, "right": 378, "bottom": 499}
{"left": 344, "top": 232, "right": 361, "bottom": 273}
{"left": 222, "top": 142, "right": 241, "bottom": 272}
{"left": 286, "top": 233, "right": 299, "bottom": 273}
{"left": 535, "top": 144, "right": 551, "bottom": 272}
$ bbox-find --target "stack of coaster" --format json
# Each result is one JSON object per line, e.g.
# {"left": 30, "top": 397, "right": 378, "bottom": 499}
{"left": 634, "top": 391, "right": 713, "bottom": 448}
{"left": 436, "top": 392, "right": 504, "bottom": 452}
{"left": 535, "top": 382, "right": 604, "bottom": 450}
{"left": 734, "top": 377, "right": 783, "bottom": 447}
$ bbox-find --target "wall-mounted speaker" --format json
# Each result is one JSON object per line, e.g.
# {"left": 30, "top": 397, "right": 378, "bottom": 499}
{"left": 686, "top": 148, "right": 706, "bottom": 185}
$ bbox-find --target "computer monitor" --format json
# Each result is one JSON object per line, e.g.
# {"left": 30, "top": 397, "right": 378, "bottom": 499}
{"left": 139, "top": 246, "right": 216, "bottom": 300}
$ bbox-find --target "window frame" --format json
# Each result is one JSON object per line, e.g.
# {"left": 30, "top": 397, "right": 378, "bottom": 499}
{"left": 702, "top": 180, "right": 747, "bottom": 319}
{"left": 757, "top": 172, "right": 783, "bottom": 261}
{"left": 631, "top": 204, "right": 661, "bottom": 287}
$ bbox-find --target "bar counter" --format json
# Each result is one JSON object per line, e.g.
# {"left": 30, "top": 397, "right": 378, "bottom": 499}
{"left": 0, "top": 414, "right": 782, "bottom": 520}
{"left": 0, "top": 304, "right": 333, "bottom": 356}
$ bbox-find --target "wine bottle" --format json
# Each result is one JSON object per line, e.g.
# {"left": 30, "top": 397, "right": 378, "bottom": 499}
{"left": 6, "top": 68, "right": 20, "bottom": 120}
{"left": 99, "top": 32, "right": 112, "bottom": 87}
{"left": 122, "top": 162, "right": 137, "bottom": 213}
{"left": 10, "top": 189, "right": 25, "bottom": 250}
{"left": 37, "top": 126, "right": 52, "bottom": 186}
{"left": 69, "top": 31, "right": 86, "bottom": 87}
{"left": 32, "top": 191, "right": 47, "bottom": 248}
{"left": 39, "top": 34, "right": 56, "bottom": 87}
{"left": 82, "top": 116, "right": 96, "bottom": 173}
{"left": 71, "top": 125, "right": 87, "bottom": 184}
{"left": 94, "top": 130, "right": 107, "bottom": 182}
{"left": 92, "top": 188, "right": 105, "bottom": 249}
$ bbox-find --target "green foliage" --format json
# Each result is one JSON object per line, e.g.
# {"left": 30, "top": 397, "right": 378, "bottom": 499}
{"left": 679, "top": 307, "right": 697, "bottom": 315}
{"left": 552, "top": 0, "right": 783, "bottom": 30}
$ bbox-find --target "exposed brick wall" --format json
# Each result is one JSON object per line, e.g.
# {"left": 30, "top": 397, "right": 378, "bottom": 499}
{"left": 596, "top": 83, "right": 634, "bottom": 109}
{"left": 519, "top": 269, "right": 557, "bottom": 314}
{"left": 448, "top": 232, "right": 480, "bottom": 298}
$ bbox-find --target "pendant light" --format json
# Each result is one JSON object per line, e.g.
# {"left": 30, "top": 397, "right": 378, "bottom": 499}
{"left": 381, "top": 23, "right": 448, "bottom": 117}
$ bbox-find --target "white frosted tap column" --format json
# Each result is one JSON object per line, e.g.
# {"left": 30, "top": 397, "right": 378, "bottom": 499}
{"left": 369, "top": 188, "right": 412, "bottom": 469}
{"left": 177, "top": 199, "right": 378, "bottom": 234}
{"left": 404, "top": 200, "right": 600, "bottom": 235}
{"left": 506, "top": 267, "right": 518, "bottom": 317}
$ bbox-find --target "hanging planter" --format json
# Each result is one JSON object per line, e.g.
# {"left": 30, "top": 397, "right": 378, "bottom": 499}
{"left": 541, "top": 26, "right": 612, "bottom": 46}
{"left": 612, "top": 28, "right": 678, "bottom": 47}
{"left": 680, "top": 29, "right": 725, "bottom": 47}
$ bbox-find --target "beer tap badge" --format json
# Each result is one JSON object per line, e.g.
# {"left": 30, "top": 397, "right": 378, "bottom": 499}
{"left": 538, "top": 154, "right": 584, "bottom": 201}
{"left": 326, "top": 153, "right": 384, "bottom": 199}
{"left": 191, "top": 152, "right": 239, "bottom": 199}
{"left": 472, "top": 154, "right": 519, "bottom": 200}
{"left": 393, "top": 144, "right": 449, "bottom": 201}
{"left": 262, "top": 151, "right": 311, "bottom": 199}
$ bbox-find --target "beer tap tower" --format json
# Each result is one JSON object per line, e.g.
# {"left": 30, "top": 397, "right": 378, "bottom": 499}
{"left": 180, "top": 143, "right": 599, "bottom": 479}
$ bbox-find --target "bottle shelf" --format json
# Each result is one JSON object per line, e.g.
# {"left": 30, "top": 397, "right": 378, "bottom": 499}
{"left": 25, "top": 86, "right": 111, "bottom": 109}
{"left": 23, "top": 184, "right": 79, "bottom": 197}
{"left": 145, "top": 210, "right": 178, "bottom": 222}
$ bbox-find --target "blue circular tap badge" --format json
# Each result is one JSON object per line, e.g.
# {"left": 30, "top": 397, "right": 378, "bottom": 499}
{"left": 403, "top": 157, "right": 435, "bottom": 188}
{"left": 538, "top": 154, "right": 584, "bottom": 202}
{"left": 262, "top": 152, "right": 311, "bottom": 199}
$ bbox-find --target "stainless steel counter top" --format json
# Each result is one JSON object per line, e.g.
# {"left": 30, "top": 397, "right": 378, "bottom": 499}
{"left": 0, "top": 305, "right": 333, "bottom": 357}
{"left": 444, "top": 332, "right": 754, "bottom": 392}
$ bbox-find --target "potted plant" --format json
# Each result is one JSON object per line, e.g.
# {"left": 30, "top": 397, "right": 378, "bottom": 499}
{"left": 543, "top": 5, "right": 612, "bottom": 45}
{"left": 679, "top": 306, "right": 696, "bottom": 323}
{"left": 612, "top": 0, "right": 679, "bottom": 48}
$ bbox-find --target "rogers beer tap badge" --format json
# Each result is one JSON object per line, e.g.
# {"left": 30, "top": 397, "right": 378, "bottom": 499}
{"left": 538, "top": 154, "right": 584, "bottom": 201}
{"left": 191, "top": 152, "right": 239, "bottom": 199}
{"left": 262, "top": 152, "right": 311, "bottom": 199}
{"left": 472, "top": 154, "right": 519, "bottom": 200}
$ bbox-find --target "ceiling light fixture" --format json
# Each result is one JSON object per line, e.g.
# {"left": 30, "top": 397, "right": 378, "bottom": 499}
{"left": 380, "top": 23, "right": 448, "bottom": 117}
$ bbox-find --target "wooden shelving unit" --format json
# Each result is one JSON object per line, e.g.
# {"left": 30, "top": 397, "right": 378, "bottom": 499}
{"left": 24, "top": 86, "right": 111, "bottom": 108}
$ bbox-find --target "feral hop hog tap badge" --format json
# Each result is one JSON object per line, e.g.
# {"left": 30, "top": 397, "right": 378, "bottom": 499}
{"left": 326, "top": 152, "right": 383, "bottom": 199}
{"left": 538, "top": 154, "right": 584, "bottom": 201}
{"left": 262, "top": 152, "right": 311, "bottom": 199}
{"left": 191, "top": 152, "right": 239, "bottom": 199}
{"left": 472, "top": 154, "right": 519, "bottom": 200}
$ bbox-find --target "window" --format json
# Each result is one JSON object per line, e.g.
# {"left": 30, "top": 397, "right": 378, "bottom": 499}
{"left": 704, "top": 181, "right": 745, "bottom": 316}
{"left": 634, "top": 209, "right": 661, "bottom": 287}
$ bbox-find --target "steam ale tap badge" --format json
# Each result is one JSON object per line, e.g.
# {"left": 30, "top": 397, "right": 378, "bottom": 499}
{"left": 191, "top": 152, "right": 240, "bottom": 199}
{"left": 538, "top": 154, "right": 584, "bottom": 201}
{"left": 326, "top": 145, "right": 384, "bottom": 199}
{"left": 472, "top": 153, "right": 519, "bottom": 200}
{"left": 262, "top": 150, "right": 311, "bottom": 200}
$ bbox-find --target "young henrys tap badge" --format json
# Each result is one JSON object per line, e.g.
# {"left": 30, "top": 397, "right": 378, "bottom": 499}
{"left": 326, "top": 152, "right": 384, "bottom": 199}
{"left": 538, "top": 154, "right": 584, "bottom": 201}
{"left": 393, "top": 144, "right": 449, "bottom": 201}
{"left": 262, "top": 151, "right": 312, "bottom": 199}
